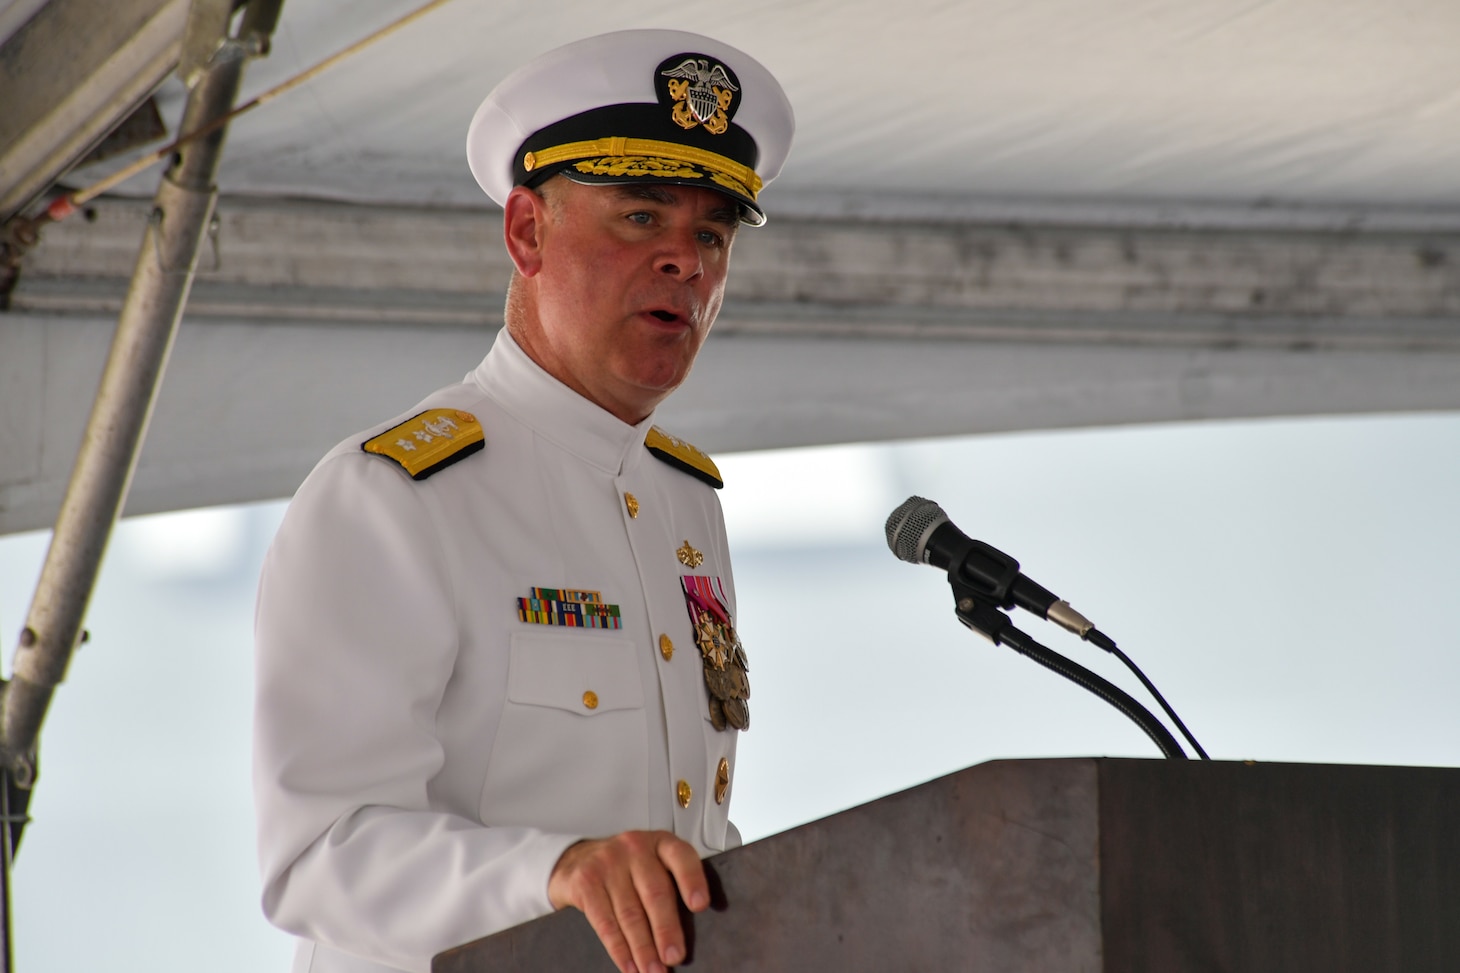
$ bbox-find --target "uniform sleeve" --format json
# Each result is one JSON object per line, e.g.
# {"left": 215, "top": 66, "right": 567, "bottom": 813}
{"left": 252, "top": 452, "right": 580, "bottom": 972}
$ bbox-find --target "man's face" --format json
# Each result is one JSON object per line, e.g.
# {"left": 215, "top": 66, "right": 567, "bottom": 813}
{"left": 508, "top": 179, "right": 741, "bottom": 425}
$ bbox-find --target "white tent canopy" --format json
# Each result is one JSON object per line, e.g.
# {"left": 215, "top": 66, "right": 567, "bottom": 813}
{"left": 83, "top": 0, "right": 1460, "bottom": 210}
{"left": 3, "top": 0, "right": 1459, "bottom": 533}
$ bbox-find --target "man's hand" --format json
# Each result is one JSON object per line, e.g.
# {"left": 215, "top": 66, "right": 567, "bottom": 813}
{"left": 548, "top": 830, "right": 710, "bottom": 973}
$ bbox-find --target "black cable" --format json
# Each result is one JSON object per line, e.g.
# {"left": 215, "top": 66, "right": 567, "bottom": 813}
{"left": 952, "top": 591, "right": 1187, "bottom": 759}
{"left": 1001, "top": 626, "right": 1187, "bottom": 760}
{"left": 1087, "top": 629, "right": 1210, "bottom": 760}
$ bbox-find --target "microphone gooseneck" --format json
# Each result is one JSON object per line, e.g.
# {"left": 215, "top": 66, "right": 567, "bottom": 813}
{"left": 886, "top": 495, "right": 1207, "bottom": 761}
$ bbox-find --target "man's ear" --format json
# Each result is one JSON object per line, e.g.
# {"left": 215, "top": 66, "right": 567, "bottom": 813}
{"left": 503, "top": 185, "right": 549, "bottom": 278}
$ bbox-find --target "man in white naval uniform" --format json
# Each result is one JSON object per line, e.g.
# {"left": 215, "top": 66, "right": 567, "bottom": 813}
{"left": 253, "top": 29, "right": 794, "bottom": 973}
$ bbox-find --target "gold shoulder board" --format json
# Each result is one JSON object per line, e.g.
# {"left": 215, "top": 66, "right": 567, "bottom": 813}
{"left": 362, "top": 409, "right": 484, "bottom": 480}
{"left": 645, "top": 426, "right": 723, "bottom": 489}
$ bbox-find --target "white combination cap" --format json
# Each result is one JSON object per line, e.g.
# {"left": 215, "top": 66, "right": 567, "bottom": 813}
{"left": 467, "top": 29, "right": 794, "bottom": 226}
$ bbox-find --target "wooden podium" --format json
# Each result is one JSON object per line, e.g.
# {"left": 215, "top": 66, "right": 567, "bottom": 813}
{"left": 434, "top": 758, "right": 1460, "bottom": 972}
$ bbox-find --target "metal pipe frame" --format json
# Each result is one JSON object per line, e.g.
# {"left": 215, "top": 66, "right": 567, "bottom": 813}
{"left": 0, "top": 4, "right": 280, "bottom": 961}
{"left": 0, "top": 32, "right": 251, "bottom": 786}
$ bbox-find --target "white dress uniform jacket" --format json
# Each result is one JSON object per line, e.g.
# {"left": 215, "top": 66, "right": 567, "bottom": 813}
{"left": 254, "top": 329, "right": 742, "bottom": 973}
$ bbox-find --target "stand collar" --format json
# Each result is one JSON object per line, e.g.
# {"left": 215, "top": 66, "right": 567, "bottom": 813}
{"left": 470, "top": 328, "right": 653, "bottom": 476}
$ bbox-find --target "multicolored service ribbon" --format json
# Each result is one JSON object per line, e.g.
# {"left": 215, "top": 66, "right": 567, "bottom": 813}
{"left": 517, "top": 587, "right": 622, "bottom": 629}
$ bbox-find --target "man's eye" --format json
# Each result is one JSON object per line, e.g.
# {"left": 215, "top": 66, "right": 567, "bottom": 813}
{"left": 697, "top": 230, "right": 724, "bottom": 248}
{"left": 627, "top": 212, "right": 653, "bottom": 225}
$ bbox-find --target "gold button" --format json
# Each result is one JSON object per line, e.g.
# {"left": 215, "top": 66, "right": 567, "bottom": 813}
{"left": 676, "top": 779, "right": 692, "bottom": 808}
{"left": 715, "top": 758, "right": 730, "bottom": 805}
{"left": 455, "top": 410, "right": 476, "bottom": 423}
{"left": 523, "top": 151, "right": 536, "bottom": 171}
{"left": 582, "top": 690, "right": 598, "bottom": 710}
{"left": 659, "top": 634, "right": 674, "bottom": 661}
{"left": 624, "top": 492, "right": 639, "bottom": 519}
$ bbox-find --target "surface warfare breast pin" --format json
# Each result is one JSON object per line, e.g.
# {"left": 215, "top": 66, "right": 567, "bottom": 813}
{"left": 676, "top": 540, "right": 704, "bottom": 569}
{"left": 680, "top": 574, "right": 750, "bottom": 731}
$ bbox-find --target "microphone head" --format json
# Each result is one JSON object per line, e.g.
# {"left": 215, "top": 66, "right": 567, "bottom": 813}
{"left": 884, "top": 496, "right": 949, "bottom": 564}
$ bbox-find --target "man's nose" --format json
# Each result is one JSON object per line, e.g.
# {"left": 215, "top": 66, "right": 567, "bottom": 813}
{"left": 654, "top": 228, "right": 704, "bottom": 281}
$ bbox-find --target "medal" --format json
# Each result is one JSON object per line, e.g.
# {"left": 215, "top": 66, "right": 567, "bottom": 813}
{"left": 681, "top": 573, "right": 750, "bottom": 731}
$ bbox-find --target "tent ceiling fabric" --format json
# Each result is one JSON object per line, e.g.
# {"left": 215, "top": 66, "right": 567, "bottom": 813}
{"left": 3, "top": 0, "right": 1460, "bottom": 532}
{"left": 49, "top": 0, "right": 1460, "bottom": 212}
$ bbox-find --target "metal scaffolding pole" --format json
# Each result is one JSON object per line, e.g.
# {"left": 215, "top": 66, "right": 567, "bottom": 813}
{"left": 0, "top": 2, "right": 282, "bottom": 965}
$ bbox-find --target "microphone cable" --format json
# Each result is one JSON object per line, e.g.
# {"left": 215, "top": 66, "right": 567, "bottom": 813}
{"left": 1085, "top": 628, "right": 1209, "bottom": 760}
{"left": 954, "top": 591, "right": 1187, "bottom": 759}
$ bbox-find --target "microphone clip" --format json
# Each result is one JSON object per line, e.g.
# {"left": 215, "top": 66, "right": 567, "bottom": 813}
{"left": 949, "top": 579, "right": 1016, "bottom": 648}
{"left": 941, "top": 533, "right": 1022, "bottom": 608}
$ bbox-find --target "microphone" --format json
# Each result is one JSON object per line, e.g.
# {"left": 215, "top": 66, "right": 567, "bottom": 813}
{"left": 886, "top": 496, "right": 1209, "bottom": 760}
{"left": 884, "top": 495, "right": 1096, "bottom": 639}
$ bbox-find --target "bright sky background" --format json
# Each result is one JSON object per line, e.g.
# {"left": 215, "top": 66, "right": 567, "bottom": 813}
{"left": 1, "top": 411, "right": 1457, "bottom": 971}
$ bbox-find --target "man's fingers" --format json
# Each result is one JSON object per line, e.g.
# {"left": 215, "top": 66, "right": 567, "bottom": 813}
{"left": 655, "top": 834, "right": 711, "bottom": 913}
{"left": 548, "top": 831, "right": 703, "bottom": 972}
{"left": 628, "top": 847, "right": 689, "bottom": 966}
{"left": 552, "top": 840, "right": 646, "bottom": 973}
{"left": 577, "top": 883, "right": 640, "bottom": 973}
{"left": 608, "top": 862, "right": 671, "bottom": 973}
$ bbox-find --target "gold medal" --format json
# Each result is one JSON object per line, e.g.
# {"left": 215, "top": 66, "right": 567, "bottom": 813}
{"left": 722, "top": 697, "right": 749, "bottom": 731}
{"left": 691, "top": 608, "right": 749, "bottom": 731}
{"left": 681, "top": 574, "right": 750, "bottom": 732}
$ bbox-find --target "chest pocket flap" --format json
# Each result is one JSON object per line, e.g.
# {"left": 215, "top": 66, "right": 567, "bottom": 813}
{"left": 507, "top": 634, "right": 644, "bottom": 716}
